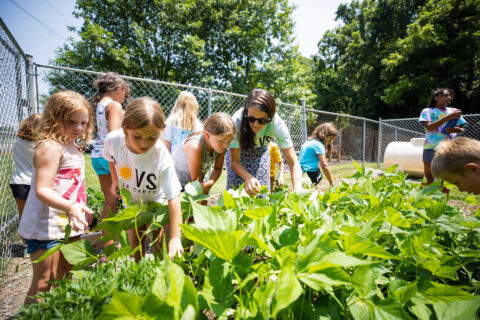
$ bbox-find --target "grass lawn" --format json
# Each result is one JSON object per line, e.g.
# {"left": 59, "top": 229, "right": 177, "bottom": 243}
{"left": 84, "top": 153, "right": 101, "bottom": 192}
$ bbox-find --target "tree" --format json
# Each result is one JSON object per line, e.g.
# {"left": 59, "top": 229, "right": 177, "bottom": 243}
{"left": 51, "top": 0, "right": 308, "bottom": 99}
{"left": 382, "top": 0, "right": 480, "bottom": 115}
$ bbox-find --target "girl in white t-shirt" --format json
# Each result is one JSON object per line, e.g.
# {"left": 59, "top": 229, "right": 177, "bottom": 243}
{"left": 164, "top": 91, "right": 203, "bottom": 154}
{"left": 10, "top": 113, "right": 41, "bottom": 243}
{"left": 227, "top": 89, "right": 303, "bottom": 195}
{"left": 90, "top": 72, "right": 130, "bottom": 234}
{"left": 173, "top": 112, "right": 236, "bottom": 195}
{"left": 18, "top": 91, "right": 93, "bottom": 305}
{"left": 104, "top": 97, "right": 183, "bottom": 262}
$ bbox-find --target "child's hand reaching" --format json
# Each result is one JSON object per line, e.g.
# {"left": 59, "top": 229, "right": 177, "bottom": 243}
{"left": 110, "top": 180, "right": 121, "bottom": 199}
{"left": 245, "top": 176, "right": 261, "bottom": 195}
{"left": 68, "top": 202, "right": 94, "bottom": 232}
{"left": 168, "top": 236, "right": 184, "bottom": 260}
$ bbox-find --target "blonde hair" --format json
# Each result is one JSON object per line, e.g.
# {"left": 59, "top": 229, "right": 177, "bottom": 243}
{"left": 167, "top": 91, "right": 200, "bottom": 131}
{"left": 432, "top": 137, "right": 480, "bottom": 177}
{"left": 122, "top": 97, "right": 165, "bottom": 130}
{"left": 17, "top": 113, "right": 41, "bottom": 141}
{"left": 37, "top": 91, "right": 92, "bottom": 146}
{"left": 203, "top": 112, "right": 236, "bottom": 136}
{"left": 309, "top": 123, "right": 338, "bottom": 156}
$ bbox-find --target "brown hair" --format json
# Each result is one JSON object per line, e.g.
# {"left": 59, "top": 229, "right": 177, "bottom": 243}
{"left": 122, "top": 97, "right": 165, "bottom": 131}
{"left": 91, "top": 72, "right": 130, "bottom": 137}
{"left": 239, "top": 89, "right": 276, "bottom": 149}
{"left": 17, "top": 113, "right": 41, "bottom": 141}
{"left": 203, "top": 112, "right": 236, "bottom": 136}
{"left": 432, "top": 137, "right": 480, "bottom": 177}
{"left": 309, "top": 123, "right": 338, "bottom": 156}
{"left": 167, "top": 91, "right": 200, "bottom": 131}
{"left": 37, "top": 91, "right": 92, "bottom": 146}
{"left": 92, "top": 72, "right": 131, "bottom": 106}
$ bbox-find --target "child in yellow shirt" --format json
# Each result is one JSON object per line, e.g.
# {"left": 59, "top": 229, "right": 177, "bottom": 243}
{"left": 268, "top": 142, "right": 284, "bottom": 192}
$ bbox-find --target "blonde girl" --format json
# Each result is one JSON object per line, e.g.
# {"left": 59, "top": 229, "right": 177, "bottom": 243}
{"left": 164, "top": 91, "right": 203, "bottom": 154}
{"left": 90, "top": 72, "right": 130, "bottom": 227}
{"left": 173, "top": 112, "right": 236, "bottom": 195}
{"left": 103, "top": 97, "right": 183, "bottom": 262}
{"left": 10, "top": 113, "right": 41, "bottom": 242}
{"left": 299, "top": 123, "right": 338, "bottom": 187}
{"left": 18, "top": 91, "right": 93, "bottom": 305}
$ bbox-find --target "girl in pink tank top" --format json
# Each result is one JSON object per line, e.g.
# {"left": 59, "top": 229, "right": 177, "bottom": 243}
{"left": 18, "top": 91, "right": 94, "bottom": 305}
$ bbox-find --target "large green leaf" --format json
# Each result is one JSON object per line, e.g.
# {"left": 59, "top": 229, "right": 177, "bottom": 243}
{"left": 298, "top": 267, "right": 354, "bottom": 291}
{"left": 373, "top": 298, "right": 413, "bottom": 320}
{"left": 59, "top": 239, "right": 96, "bottom": 265}
{"left": 190, "top": 200, "right": 237, "bottom": 232}
{"left": 271, "top": 265, "right": 304, "bottom": 317}
{"left": 419, "top": 281, "right": 476, "bottom": 303}
{"left": 181, "top": 225, "right": 248, "bottom": 261}
{"left": 345, "top": 240, "right": 399, "bottom": 260}
{"left": 432, "top": 297, "right": 480, "bottom": 320}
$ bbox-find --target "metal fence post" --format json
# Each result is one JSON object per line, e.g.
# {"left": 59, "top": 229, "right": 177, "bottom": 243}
{"left": 302, "top": 99, "right": 307, "bottom": 143}
{"left": 362, "top": 119, "right": 366, "bottom": 166}
{"left": 207, "top": 88, "right": 212, "bottom": 116}
{"left": 26, "top": 55, "right": 35, "bottom": 114}
{"left": 377, "top": 118, "right": 382, "bottom": 168}
{"left": 34, "top": 65, "right": 39, "bottom": 112}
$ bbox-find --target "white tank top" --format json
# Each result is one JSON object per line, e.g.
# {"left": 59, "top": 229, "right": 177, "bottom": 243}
{"left": 91, "top": 98, "right": 113, "bottom": 158}
{"left": 19, "top": 140, "right": 87, "bottom": 240}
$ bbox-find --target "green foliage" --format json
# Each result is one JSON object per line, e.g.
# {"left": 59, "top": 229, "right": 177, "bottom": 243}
{"left": 18, "top": 170, "right": 480, "bottom": 318}
{"left": 52, "top": 0, "right": 311, "bottom": 101}
{"left": 313, "top": 0, "right": 480, "bottom": 119}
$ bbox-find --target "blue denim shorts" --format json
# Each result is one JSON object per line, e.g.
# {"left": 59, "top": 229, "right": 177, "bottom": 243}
{"left": 91, "top": 157, "right": 111, "bottom": 175}
{"left": 423, "top": 148, "right": 436, "bottom": 163}
{"left": 25, "top": 239, "right": 62, "bottom": 254}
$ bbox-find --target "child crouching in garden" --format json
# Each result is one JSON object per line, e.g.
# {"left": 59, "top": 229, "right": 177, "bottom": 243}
{"left": 173, "top": 112, "right": 235, "bottom": 195}
{"left": 431, "top": 137, "right": 480, "bottom": 195}
{"left": 103, "top": 97, "right": 183, "bottom": 262}
{"left": 18, "top": 91, "right": 94, "bottom": 305}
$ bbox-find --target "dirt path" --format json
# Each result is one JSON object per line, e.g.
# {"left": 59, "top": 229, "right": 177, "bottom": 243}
{"left": 0, "top": 244, "right": 31, "bottom": 320}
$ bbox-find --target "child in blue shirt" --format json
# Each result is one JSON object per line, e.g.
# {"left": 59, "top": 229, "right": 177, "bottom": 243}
{"left": 299, "top": 123, "right": 337, "bottom": 187}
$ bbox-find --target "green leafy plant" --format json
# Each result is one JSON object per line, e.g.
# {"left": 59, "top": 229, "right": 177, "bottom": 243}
{"left": 20, "top": 166, "right": 480, "bottom": 319}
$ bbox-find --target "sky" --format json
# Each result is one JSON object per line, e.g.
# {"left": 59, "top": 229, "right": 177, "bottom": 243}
{"left": 1, "top": 0, "right": 347, "bottom": 65}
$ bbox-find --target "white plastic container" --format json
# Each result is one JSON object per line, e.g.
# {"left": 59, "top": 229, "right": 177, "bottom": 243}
{"left": 384, "top": 138, "right": 425, "bottom": 178}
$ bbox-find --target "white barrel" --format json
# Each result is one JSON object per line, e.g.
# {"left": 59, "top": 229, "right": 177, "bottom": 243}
{"left": 384, "top": 138, "right": 425, "bottom": 178}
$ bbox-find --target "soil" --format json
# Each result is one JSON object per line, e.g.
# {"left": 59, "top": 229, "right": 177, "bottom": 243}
{"left": 0, "top": 244, "right": 31, "bottom": 320}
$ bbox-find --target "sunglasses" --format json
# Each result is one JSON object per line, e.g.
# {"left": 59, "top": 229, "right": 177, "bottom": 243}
{"left": 246, "top": 116, "right": 271, "bottom": 125}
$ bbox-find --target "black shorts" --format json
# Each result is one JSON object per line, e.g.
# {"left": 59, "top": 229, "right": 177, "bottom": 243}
{"left": 9, "top": 184, "right": 30, "bottom": 200}
{"left": 306, "top": 169, "right": 322, "bottom": 185}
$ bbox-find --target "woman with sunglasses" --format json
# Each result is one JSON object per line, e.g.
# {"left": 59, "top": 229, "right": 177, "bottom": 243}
{"left": 226, "top": 89, "right": 303, "bottom": 195}
{"left": 418, "top": 88, "right": 465, "bottom": 186}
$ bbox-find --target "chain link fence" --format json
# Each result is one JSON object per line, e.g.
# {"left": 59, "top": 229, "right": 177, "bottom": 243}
{"left": 0, "top": 19, "right": 34, "bottom": 276}
{"left": 3, "top": 21, "right": 480, "bottom": 276}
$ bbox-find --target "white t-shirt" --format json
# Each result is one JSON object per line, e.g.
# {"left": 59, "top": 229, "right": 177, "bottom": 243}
{"left": 91, "top": 98, "right": 114, "bottom": 158}
{"left": 103, "top": 129, "right": 181, "bottom": 203}
{"left": 229, "top": 108, "right": 293, "bottom": 149}
{"left": 164, "top": 118, "right": 203, "bottom": 154}
{"left": 10, "top": 138, "right": 35, "bottom": 185}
